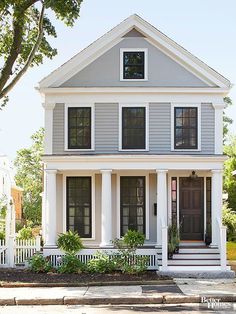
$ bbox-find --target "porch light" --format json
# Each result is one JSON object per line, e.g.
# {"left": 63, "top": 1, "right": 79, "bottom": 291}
{"left": 189, "top": 171, "right": 198, "bottom": 179}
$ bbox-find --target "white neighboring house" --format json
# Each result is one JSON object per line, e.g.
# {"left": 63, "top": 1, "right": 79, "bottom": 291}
{"left": 0, "top": 155, "right": 16, "bottom": 237}
{"left": 38, "top": 15, "right": 232, "bottom": 274}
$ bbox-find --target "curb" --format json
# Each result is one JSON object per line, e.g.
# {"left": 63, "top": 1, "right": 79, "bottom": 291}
{"left": 0, "top": 294, "right": 236, "bottom": 306}
{"left": 0, "top": 280, "right": 174, "bottom": 288}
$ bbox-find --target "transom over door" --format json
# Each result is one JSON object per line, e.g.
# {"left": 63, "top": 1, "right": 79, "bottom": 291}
{"left": 179, "top": 177, "right": 204, "bottom": 240}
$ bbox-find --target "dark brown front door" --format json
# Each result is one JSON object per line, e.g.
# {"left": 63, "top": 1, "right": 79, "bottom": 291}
{"left": 179, "top": 177, "right": 204, "bottom": 240}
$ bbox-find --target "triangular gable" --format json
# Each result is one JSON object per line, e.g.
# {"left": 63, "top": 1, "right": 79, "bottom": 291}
{"left": 38, "top": 14, "right": 231, "bottom": 89}
{"left": 123, "top": 28, "right": 145, "bottom": 37}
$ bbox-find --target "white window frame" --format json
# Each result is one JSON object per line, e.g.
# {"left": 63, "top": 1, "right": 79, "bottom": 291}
{"left": 119, "top": 103, "right": 149, "bottom": 151}
{"left": 62, "top": 172, "right": 96, "bottom": 240}
{"left": 116, "top": 172, "right": 150, "bottom": 240}
{"left": 120, "top": 48, "right": 148, "bottom": 81}
{"left": 171, "top": 103, "right": 201, "bottom": 152}
{"left": 64, "top": 103, "right": 95, "bottom": 151}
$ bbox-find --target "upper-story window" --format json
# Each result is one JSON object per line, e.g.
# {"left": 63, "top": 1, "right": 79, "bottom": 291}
{"left": 120, "top": 48, "right": 148, "bottom": 81}
{"left": 68, "top": 107, "right": 92, "bottom": 149}
{"left": 120, "top": 104, "right": 149, "bottom": 150}
{"left": 174, "top": 107, "right": 198, "bottom": 149}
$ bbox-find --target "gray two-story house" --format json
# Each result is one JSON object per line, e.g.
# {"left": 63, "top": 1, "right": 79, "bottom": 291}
{"left": 39, "top": 15, "right": 232, "bottom": 274}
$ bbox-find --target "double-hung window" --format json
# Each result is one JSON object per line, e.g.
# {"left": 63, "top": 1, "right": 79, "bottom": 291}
{"left": 121, "top": 106, "right": 147, "bottom": 150}
{"left": 174, "top": 107, "right": 198, "bottom": 149}
{"left": 67, "top": 107, "right": 92, "bottom": 149}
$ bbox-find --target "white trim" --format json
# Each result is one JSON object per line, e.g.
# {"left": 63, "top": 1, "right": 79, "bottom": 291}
{"left": 38, "top": 15, "right": 231, "bottom": 89}
{"left": 62, "top": 173, "right": 96, "bottom": 240}
{"left": 42, "top": 103, "right": 55, "bottom": 155}
{"left": 64, "top": 103, "right": 95, "bottom": 152}
{"left": 212, "top": 103, "right": 224, "bottom": 154}
{"left": 119, "top": 103, "right": 149, "bottom": 151}
{"left": 171, "top": 103, "right": 201, "bottom": 152}
{"left": 116, "top": 171, "right": 149, "bottom": 240}
{"left": 204, "top": 176, "right": 207, "bottom": 236}
{"left": 120, "top": 48, "right": 148, "bottom": 81}
{"left": 39, "top": 87, "right": 230, "bottom": 95}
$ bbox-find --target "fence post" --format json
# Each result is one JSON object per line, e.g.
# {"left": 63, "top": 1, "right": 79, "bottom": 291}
{"left": 220, "top": 226, "right": 227, "bottom": 270}
{"left": 8, "top": 235, "right": 15, "bottom": 268}
{"left": 36, "top": 235, "right": 41, "bottom": 252}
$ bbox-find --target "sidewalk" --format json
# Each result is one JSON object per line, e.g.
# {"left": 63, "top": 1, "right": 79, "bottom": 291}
{"left": 0, "top": 279, "right": 236, "bottom": 305}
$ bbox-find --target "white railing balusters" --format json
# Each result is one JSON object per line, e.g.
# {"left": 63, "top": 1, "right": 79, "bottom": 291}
{"left": 217, "top": 218, "right": 227, "bottom": 270}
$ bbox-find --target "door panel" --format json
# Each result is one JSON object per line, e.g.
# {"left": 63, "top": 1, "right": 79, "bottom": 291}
{"left": 179, "top": 177, "right": 204, "bottom": 240}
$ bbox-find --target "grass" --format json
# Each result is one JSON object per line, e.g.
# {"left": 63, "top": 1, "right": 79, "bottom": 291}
{"left": 227, "top": 241, "right": 236, "bottom": 260}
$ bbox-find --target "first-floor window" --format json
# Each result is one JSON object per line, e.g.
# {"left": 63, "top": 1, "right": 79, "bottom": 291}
{"left": 67, "top": 177, "right": 92, "bottom": 238}
{"left": 120, "top": 176, "right": 145, "bottom": 236}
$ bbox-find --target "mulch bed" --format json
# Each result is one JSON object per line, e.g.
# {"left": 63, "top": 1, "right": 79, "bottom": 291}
{"left": 0, "top": 269, "right": 170, "bottom": 285}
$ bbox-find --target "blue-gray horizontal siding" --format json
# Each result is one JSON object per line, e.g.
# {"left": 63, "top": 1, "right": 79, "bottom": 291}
{"left": 53, "top": 103, "right": 64, "bottom": 154}
{"left": 52, "top": 103, "right": 215, "bottom": 155}
{"left": 95, "top": 103, "right": 119, "bottom": 153}
{"left": 149, "top": 103, "right": 171, "bottom": 153}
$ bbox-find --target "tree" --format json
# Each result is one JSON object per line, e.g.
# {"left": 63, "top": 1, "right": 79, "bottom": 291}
{"left": 223, "top": 97, "right": 233, "bottom": 142}
{"left": 0, "top": 0, "right": 83, "bottom": 107}
{"left": 224, "top": 135, "right": 236, "bottom": 211}
{"left": 14, "top": 128, "right": 44, "bottom": 224}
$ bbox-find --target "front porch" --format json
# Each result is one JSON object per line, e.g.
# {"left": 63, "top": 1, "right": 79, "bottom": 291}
{"left": 42, "top": 154, "right": 228, "bottom": 272}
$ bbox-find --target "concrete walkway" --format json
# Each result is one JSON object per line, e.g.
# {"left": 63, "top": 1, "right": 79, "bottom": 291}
{"left": 0, "top": 279, "right": 236, "bottom": 305}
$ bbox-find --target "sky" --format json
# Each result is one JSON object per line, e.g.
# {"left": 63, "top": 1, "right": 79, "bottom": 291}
{"left": 0, "top": 0, "right": 236, "bottom": 160}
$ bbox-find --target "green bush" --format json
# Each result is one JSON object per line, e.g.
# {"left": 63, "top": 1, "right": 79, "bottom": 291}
{"left": 0, "top": 232, "right": 5, "bottom": 241}
{"left": 222, "top": 203, "right": 236, "bottom": 241}
{"left": 57, "top": 254, "right": 85, "bottom": 273}
{"left": 87, "top": 251, "right": 116, "bottom": 273}
{"left": 112, "top": 229, "right": 148, "bottom": 274}
{"left": 17, "top": 226, "right": 33, "bottom": 240}
{"left": 16, "top": 222, "right": 24, "bottom": 233}
{"left": 57, "top": 230, "right": 84, "bottom": 254}
{"left": 28, "top": 253, "right": 53, "bottom": 273}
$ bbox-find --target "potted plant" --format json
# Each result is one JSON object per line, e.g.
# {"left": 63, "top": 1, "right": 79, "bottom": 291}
{"left": 168, "top": 240, "right": 175, "bottom": 259}
{"left": 168, "top": 223, "right": 180, "bottom": 254}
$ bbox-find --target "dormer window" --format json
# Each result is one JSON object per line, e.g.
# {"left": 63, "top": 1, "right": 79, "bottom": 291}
{"left": 120, "top": 48, "right": 148, "bottom": 81}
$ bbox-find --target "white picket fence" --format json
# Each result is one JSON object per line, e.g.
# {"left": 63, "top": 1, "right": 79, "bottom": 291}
{"left": 0, "top": 236, "right": 41, "bottom": 267}
{"left": 46, "top": 248, "right": 158, "bottom": 270}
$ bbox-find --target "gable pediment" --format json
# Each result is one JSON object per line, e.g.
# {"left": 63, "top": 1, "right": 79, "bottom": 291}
{"left": 39, "top": 15, "right": 231, "bottom": 89}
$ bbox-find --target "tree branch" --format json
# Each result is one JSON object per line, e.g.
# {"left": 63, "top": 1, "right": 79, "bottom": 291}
{"left": 0, "top": 3, "right": 45, "bottom": 99}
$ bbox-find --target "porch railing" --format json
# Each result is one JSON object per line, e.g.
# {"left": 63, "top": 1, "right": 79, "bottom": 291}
{"left": 217, "top": 218, "right": 227, "bottom": 270}
{"left": 45, "top": 248, "right": 158, "bottom": 270}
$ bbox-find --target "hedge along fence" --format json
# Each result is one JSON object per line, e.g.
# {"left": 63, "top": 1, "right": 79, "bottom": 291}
{"left": 45, "top": 248, "right": 158, "bottom": 270}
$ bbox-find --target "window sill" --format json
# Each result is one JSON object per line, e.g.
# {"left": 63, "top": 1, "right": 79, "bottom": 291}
{"left": 171, "top": 148, "right": 201, "bottom": 152}
{"left": 120, "top": 78, "right": 148, "bottom": 82}
{"left": 64, "top": 148, "right": 95, "bottom": 152}
{"left": 119, "top": 149, "right": 149, "bottom": 152}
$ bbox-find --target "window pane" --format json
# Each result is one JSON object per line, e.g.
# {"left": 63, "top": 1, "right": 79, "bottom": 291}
{"left": 122, "top": 107, "right": 145, "bottom": 149}
{"left": 120, "top": 177, "right": 145, "bottom": 236}
{"left": 174, "top": 107, "right": 197, "bottom": 149}
{"left": 67, "top": 177, "right": 92, "bottom": 238}
{"left": 68, "top": 107, "right": 91, "bottom": 149}
{"left": 123, "top": 52, "right": 145, "bottom": 79}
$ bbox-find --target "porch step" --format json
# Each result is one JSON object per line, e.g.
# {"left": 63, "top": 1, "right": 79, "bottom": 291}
{"left": 180, "top": 241, "right": 205, "bottom": 247}
{"left": 159, "top": 265, "right": 232, "bottom": 272}
{"left": 170, "top": 253, "right": 220, "bottom": 260}
{"left": 166, "top": 259, "right": 221, "bottom": 266}
{"left": 178, "top": 248, "right": 219, "bottom": 254}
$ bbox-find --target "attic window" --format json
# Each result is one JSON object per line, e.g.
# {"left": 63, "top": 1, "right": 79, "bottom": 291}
{"left": 120, "top": 48, "right": 148, "bottom": 81}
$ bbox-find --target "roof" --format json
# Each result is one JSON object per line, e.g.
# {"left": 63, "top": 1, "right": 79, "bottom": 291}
{"left": 38, "top": 14, "right": 231, "bottom": 90}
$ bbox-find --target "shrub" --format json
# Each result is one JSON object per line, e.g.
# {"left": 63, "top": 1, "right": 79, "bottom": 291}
{"left": 28, "top": 253, "right": 53, "bottom": 273}
{"left": 17, "top": 226, "right": 33, "bottom": 240}
{"left": 57, "top": 254, "right": 85, "bottom": 273}
{"left": 0, "top": 232, "right": 5, "bottom": 241}
{"left": 222, "top": 203, "right": 236, "bottom": 241}
{"left": 57, "top": 230, "right": 84, "bottom": 255}
{"left": 112, "top": 229, "right": 148, "bottom": 274}
{"left": 16, "top": 222, "right": 24, "bottom": 233}
{"left": 87, "top": 251, "right": 116, "bottom": 273}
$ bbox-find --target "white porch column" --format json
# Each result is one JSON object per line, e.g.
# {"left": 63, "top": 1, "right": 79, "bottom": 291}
{"left": 44, "top": 169, "right": 57, "bottom": 247}
{"left": 156, "top": 170, "right": 168, "bottom": 247}
{"left": 212, "top": 103, "right": 225, "bottom": 154}
{"left": 42, "top": 103, "right": 55, "bottom": 155}
{"left": 211, "top": 169, "right": 223, "bottom": 247}
{"left": 100, "top": 170, "right": 112, "bottom": 247}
